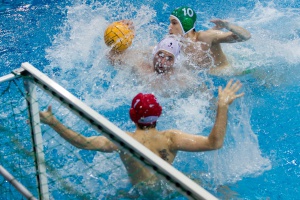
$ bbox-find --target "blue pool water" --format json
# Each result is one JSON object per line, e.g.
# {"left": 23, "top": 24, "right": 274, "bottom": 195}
{"left": 1, "top": 0, "right": 299, "bottom": 199}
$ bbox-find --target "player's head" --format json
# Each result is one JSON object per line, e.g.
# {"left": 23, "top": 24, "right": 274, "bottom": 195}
{"left": 152, "top": 36, "right": 181, "bottom": 74}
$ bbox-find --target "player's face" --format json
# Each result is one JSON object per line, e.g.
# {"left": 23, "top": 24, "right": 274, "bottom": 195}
{"left": 169, "top": 16, "right": 184, "bottom": 36}
{"left": 153, "top": 50, "right": 175, "bottom": 74}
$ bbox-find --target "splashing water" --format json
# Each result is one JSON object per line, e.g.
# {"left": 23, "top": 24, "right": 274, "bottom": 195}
{"left": 43, "top": 1, "right": 275, "bottom": 193}
{"left": 1, "top": 0, "right": 299, "bottom": 199}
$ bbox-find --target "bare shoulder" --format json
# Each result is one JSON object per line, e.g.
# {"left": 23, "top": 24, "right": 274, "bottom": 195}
{"left": 199, "top": 29, "right": 221, "bottom": 37}
{"left": 195, "top": 30, "right": 216, "bottom": 42}
{"left": 162, "top": 129, "right": 209, "bottom": 151}
{"left": 161, "top": 129, "right": 186, "bottom": 139}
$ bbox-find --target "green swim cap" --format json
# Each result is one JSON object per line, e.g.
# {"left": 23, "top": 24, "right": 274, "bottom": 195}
{"left": 171, "top": 6, "right": 197, "bottom": 34}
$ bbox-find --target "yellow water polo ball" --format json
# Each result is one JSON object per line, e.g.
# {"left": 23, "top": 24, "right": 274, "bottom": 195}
{"left": 104, "top": 21, "right": 135, "bottom": 52}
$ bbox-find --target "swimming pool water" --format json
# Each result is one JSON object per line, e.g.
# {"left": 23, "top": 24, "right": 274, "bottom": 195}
{"left": 1, "top": 0, "right": 299, "bottom": 199}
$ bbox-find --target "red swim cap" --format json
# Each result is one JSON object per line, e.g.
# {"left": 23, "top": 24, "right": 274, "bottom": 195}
{"left": 129, "top": 93, "right": 162, "bottom": 125}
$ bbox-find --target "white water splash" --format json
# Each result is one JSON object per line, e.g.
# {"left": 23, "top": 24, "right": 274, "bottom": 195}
{"left": 42, "top": 0, "right": 295, "bottom": 197}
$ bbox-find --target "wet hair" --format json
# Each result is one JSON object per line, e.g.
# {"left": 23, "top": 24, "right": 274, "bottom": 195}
{"left": 137, "top": 122, "right": 157, "bottom": 130}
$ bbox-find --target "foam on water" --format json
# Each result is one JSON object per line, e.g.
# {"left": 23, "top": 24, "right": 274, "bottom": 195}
{"left": 220, "top": 1, "right": 300, "bottom": 87}
{"left": 202, "top": 99, "right": 272, "bottom": 189}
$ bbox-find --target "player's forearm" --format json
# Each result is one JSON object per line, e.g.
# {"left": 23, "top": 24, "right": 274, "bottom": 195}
{"left": 47, "top": 118, "right": 88, "bottom": 148}
{"left": 208, "top": 105, "right": 228, "bottom": 149}
{"left": 225, "top": 22, "right": 251, "bottom": 41}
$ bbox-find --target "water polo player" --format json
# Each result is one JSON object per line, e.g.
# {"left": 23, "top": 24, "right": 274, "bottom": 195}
{"left": 169, "top": 6, "right": 251, "bottom": 75}
{"left": 40, "top": 79, "right": 244, "bottom": 190}
{"left": 151, "top": 36, "right": 181, "bottom": 74}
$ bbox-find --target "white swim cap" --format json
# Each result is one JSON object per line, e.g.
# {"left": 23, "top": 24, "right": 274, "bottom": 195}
{"left": 152, "top": 36, "right": 181, "bottom": 59}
